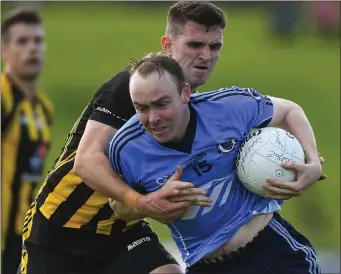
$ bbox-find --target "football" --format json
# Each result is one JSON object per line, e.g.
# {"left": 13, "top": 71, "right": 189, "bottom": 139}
{"left": 236, "top": 127, "right": 305, "bottom": 197}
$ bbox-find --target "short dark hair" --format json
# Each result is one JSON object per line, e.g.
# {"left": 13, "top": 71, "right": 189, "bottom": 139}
{"left": 1, "top": 8, "right": 42, "bottom": 43}
{"left": 130, "top": 52, "right": 186, "bottom": 94}
{"left": 166, "top": 1, "right": 227, "bottom": 37}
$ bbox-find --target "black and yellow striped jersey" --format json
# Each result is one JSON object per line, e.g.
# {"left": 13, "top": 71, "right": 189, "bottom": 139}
{"left": 28, "top": 68, "right": 136, "bottom": 244}
{"left": 1, "top": 73, "right": 53, "bottom": 250}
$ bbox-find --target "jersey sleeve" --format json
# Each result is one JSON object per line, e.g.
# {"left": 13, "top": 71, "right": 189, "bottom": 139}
{"left": 234, "top": 87, "right": 274, "bottom": 130}
{"left": 89, "top": 68, "right": 136, "bottom": 130}
{"left": 107, "top": 128, "right": 141, "bottom": 191}
{"left": 193, "top": 86, "right": 274, "bottom": 133}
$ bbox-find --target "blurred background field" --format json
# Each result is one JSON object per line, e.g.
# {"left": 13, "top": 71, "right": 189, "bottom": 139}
{"left": 1, "top": 1, "right": 340, "bottom": 272}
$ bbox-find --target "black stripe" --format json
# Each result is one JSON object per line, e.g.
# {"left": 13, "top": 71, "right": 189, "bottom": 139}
{"left": 22, "top": 226, "right": 29, "bottom": 235}
{"left": 192, "top": 92, "right": 252, "bottom": 104}
{"left": 191, "top": 86, "right": 249, "bottom": 103}
{"left": 192, "top": 86, "right": 248, "bottom": 100}
{"left": 265, "top": 97, "right": 273, "bottom": 106}
{"left": 6, "top": 172, "right": 21, "bottom": 241}
{"left": 23, "top": 217, "right": 32, "bottom": 228}
{"left": 113, "top": 120, "right": 140, "bottom": 141}
{"left": 191, "top": 88, "right": 227, "bottom": 100}
{"left": 36, "top": 160, "right": 75, "bottom": 208}
{"left": 255, "top": 117, "right": 272, "bottom": 128}
{"left": 24, "top": 213, "right": 31, "bottom": 224}
{"left": 110, "top": 121, "right": 143, "bottom": 172}
{"left": 80, "top": 202, "right": 114, "bottom": 232}
{"left": 117, "top": 131, "right": 145, "bottom": 175}
{"left": 48, "top": 182, "right": 94, "bottom": 225}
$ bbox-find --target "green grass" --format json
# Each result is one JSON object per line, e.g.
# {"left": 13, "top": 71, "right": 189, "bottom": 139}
{"left": 2, "top": 2, "right": 339, "bottom": 248}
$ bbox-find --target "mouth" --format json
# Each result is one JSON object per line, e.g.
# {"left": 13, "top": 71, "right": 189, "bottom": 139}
{"left": 151, "top": 127, "right": 167, "bottom": 133}
{"left": 26, "top": 58, "right": 40, "bottom": 66}
{"left": 193, "top": 65, "right": 208, "bottom": 71}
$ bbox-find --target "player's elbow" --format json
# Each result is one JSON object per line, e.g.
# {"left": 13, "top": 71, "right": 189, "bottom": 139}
{"left": 283, "top": 100, "right": 305, "bottom": 121}
{"left": 270, "top": 98, "right": 304, "bottom": 127}
{"left": 73, "top": 153, "right": 89, "bottom": 179}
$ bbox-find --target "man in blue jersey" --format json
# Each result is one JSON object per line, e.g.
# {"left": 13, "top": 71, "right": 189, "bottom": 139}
{"left": 108, "top": 52, "right": 322, "bottom": 274}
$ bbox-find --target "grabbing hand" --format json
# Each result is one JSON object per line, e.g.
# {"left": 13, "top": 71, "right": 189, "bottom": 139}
{"left": 138, "top": 165, "right": 210, "bottom": 224}
{"left": 264, "top": 160, "right": 323, "bottom": 200}
{"left": 163, "top": 165, "right": 211, "bottom": 207}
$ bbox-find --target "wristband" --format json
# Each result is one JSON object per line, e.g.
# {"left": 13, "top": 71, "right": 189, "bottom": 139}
{"left": 123, "top": 189, "right": 142, "bottom": 212}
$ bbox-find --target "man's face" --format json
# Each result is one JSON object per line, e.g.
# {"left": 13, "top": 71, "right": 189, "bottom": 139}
{"left": 130, "top": 71, "right": 190, "bottom": 143}
{"left": 162, "top": 21, "right": 224, "bottom": 90}
{"left": 2, "top": 23, "right": 45, "bottom": 80}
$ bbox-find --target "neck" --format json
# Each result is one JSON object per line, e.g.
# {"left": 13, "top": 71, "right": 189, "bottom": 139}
{"left": 173, "top": 105, "right": 191, "bottom": 142}
{"left": 5, "top": 68, "right": 37, "bottom": 99}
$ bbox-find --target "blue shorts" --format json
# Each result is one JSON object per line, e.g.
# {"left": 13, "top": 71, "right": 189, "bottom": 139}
{"left": 187, "top": 212, "right": 321, "bottom": 274}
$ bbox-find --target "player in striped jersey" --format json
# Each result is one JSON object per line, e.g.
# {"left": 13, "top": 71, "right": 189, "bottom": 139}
{"left": 109, "top": 52, "right": 323, "bottom": 274}
{"left": 1, "top": 9, "right": 53, "bottom": 274}
{"left": 18, "top": 2, "right": 225, "bottom": 274}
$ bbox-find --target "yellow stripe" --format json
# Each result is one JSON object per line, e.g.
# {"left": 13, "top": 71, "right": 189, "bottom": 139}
{"left": 36, "top": 91, "right": 54, "bottom": 119}
{"left": 22, "top": 205, "right": 36, "bottom": 241}
{"left": 15, "top": 182, "right": 32, "bottom": 235}
{"left": 65, "top": 191, "right": 109, "bottom": 228}
{"left": 1, "top": 111, "right": 21, "bottom": 251}
{"left": 34, "top": 152, "right": 76, "bottom": 210}
{"left": 96, "top": 215, "right": 118, "bottom": 235}
{"left": 45, "top": 151, "right": 76, "bottom": 180}
{"left": 21, "top": 248, "right": 28, "bottom": 274}
{"left": 1, "top": 74, "right": 14, "bottom": 115}
{"left": 122, "top": 220, "right": 144, "bottom": 233}
{"left": 36, "top": 104, "right": 51, "bottom": 143}
{"left": 22, "top": 204, "right": 37, "bottom": 274}
{"left": 39, "top": 169, "right": 81, "bottom": 219}
{"left": 21, "top": 101, "right": 39, "bottom": 141}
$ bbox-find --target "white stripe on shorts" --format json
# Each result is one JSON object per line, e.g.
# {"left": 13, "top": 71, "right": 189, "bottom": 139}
{"left": 269, "top": 218, "right": 321, "bottom": 274}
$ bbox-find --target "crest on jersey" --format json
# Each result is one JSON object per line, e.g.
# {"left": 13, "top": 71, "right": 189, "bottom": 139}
{"left": 217, "top": 138, "right": 238, "bottom": 154}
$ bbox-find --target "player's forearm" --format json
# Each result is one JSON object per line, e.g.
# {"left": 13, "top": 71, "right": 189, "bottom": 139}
{"left": 280, "top": 104, "right": 320, "bottom": 165}
{"left": 74, "top": 152, "right": 140, "bottom": 203}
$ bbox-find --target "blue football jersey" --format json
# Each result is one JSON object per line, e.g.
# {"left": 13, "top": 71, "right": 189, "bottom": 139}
{"left": 109, "top": 86, "right": 282, "bottom": 266}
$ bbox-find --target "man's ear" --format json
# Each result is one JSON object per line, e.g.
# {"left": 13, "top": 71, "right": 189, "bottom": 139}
{"left": 182, "top": 83, "right": 191, "bottom": 103}
{"left": 161, "top": 35, "right": 172, "bottom": 54}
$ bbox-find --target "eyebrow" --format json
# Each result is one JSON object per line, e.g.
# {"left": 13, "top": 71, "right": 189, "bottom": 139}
{"left": 133, "top": 96, "right": 171, "bottom": 107}
{"left": 187, "top": 41, "right": 223, "bottom": 48}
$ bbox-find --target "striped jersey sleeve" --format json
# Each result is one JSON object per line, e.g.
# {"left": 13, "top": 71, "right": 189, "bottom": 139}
{"left": 191, "top": 86, "right": 274, "bottom": 133}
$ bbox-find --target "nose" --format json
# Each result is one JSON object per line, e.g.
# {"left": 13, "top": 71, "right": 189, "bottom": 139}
{"left": 199, "top": 46, "right": 211, "bottom": 61}
{"left": 27, "top": 40, "right": 38, "bottom": 53}
{"left": 149, "top": 109, "right": 160, "bottom": 124}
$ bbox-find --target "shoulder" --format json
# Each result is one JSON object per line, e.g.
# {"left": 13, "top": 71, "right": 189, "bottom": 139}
{"left": 36, "top": 91, "right": 54, "bottom": 120}
{"left": 190, "top": 86, "right": 265, "bottom": 105}
{"left": 90, "top": 67, "right": 135, "bottom": 128}
{"left": 96, "top": 67, "right": 131, "bottom": 98}
{"left": 1, "top": 74, "right": 14, "bottom": 115}
{"left": 1, "top": 74, "right": 23, "bottom": 115}
{"left": 110, "top": 115, "right": 145, "bottom": 155}
{"left": 109, "top": 115, "right": 146, "bottom": 171}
